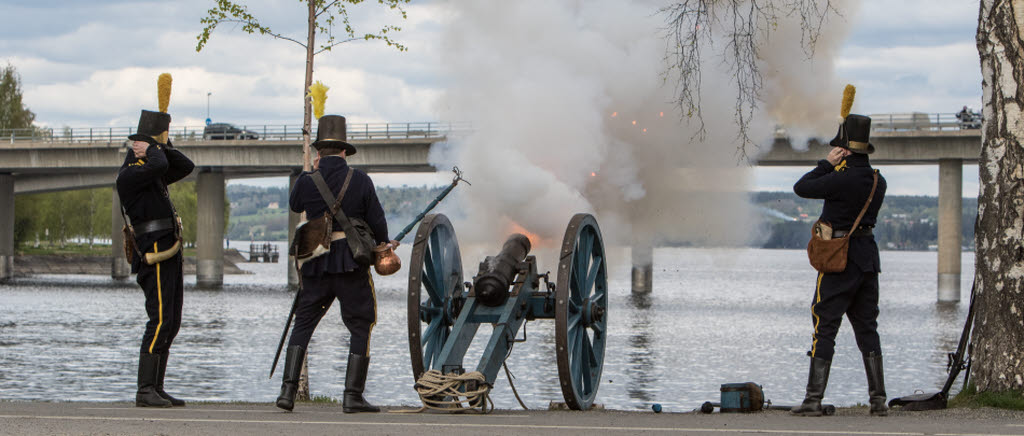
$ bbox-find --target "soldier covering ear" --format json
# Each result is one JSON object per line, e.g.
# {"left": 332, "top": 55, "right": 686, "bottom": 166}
{"left": 117, "top": 73, "right": 195, "bottom": 408}
{"left": 791, "top": 85, "right": 889, "bottom": 417}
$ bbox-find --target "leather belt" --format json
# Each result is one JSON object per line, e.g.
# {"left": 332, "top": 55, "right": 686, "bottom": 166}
{"left": 834, "top": 227, "right": 873, "bottom": 238}
{"left": 134, "top": 218, "right": 175, "bottom": 235}
{"left": 331, "top": 231, "right": 346, "bottom": 241}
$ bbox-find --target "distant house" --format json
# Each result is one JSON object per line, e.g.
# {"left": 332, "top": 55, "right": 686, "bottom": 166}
{"left": 267, "top": 202, "right": 280, "bottom": 210}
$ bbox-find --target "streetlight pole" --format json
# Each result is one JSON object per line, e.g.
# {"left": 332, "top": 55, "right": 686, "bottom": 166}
{"left": 206, "top": 92, "right": 212, "bottom": 120}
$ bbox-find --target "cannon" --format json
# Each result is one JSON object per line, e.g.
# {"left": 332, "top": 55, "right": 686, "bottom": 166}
{"left": 407, "top": 213, "right": 608, "bottom": 411}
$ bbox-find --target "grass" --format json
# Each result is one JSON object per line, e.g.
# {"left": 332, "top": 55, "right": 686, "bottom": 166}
{"left": 302, "top": 395, "right": 339, "bottom": 404}
{"left": 949, "top": 384, "right": 1024, "bottom": 410}
{"left": 17, "top": 243, "right": 112, "bottom": 256}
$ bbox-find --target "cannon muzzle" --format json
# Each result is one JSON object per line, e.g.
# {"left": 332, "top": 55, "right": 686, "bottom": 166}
{"left": 474, "top": 233, "right": 531, "bottom": 307}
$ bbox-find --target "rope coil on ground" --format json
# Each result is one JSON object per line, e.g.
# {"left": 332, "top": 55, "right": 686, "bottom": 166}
{"left": 414, "top": 370, "right": 493, "bottom": 413}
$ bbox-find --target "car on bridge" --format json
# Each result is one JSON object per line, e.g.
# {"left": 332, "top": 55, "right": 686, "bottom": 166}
{"left": 203, "top": 123, "right": 259, "bottom": 140}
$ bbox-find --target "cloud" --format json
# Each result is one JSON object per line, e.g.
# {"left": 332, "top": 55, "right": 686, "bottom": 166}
{"left": 836, "top": 42, "right": 982, "bottom": 113}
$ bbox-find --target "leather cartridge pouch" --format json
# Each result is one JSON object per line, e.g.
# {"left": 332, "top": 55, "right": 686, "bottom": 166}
{"left": 806, "top": 172, "right": 878, "bottom": 273}
{"left": 290, "top": 213, "right": 334, "bottom": 268}
{"left": 122, "top": 225, "right": 137, "bottom": 264}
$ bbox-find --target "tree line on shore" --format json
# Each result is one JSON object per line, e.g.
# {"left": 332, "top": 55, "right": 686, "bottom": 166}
{"left": 14, "top": 184, "right": 976, "bottom": 252}
{"left": 756, "top": 192, "right": 978, "bottom": 251}
{"left": 14, "top": 183, "right": 226, "bottom": 250}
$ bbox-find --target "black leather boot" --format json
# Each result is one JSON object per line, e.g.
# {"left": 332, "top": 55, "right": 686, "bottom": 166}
{"left": 136, "top": 353, "right": 172, "bottom": 407}
{"left": 276, "top": 345, "right": 305, "bottom": 411}
{"left": 157, "top": 351, "right": 185, "bottom": 406}
{"left": 343, "top": 353, "right": 380, "bottom": 413}
{"left": 864, "top": 352, "right": 888, "bottom": 416}
{"left": 791, "top": 357, "right": 831, "bottom": 416}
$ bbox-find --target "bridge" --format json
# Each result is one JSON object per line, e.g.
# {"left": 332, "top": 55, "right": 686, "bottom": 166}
{"left": 0, "top": 115, "right": 980, "bottom": 301}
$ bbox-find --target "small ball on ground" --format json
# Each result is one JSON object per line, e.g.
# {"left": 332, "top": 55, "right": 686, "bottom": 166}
{"left": 652, "top": 403, "right": 662, "bottom": 413}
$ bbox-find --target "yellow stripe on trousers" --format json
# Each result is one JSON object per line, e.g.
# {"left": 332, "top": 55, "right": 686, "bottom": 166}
{"left": 366, "top": 269, "right": 377, "bottom": 356}
{"left": 811, "top": 272, "right": 824, "bottom": 357}
{"left": 148, "top": 242, "right": 164, "bottom": 354}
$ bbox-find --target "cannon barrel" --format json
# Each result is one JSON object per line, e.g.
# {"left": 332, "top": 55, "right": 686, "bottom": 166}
{"left": 474, "top": 233, "right": 531, "bottom": 307}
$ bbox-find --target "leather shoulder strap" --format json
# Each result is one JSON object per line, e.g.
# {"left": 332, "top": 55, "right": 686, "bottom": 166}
{"left": 846, "top": 171, "right": 879, "bottom": 239}
{"left": 310, "top": 170, "right": 356, "bottom": 224}
{"left": 310, "top": 171, "right": 335, "bottom": 208}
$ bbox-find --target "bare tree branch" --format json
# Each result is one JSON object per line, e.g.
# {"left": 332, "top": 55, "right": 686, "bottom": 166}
{"left": 217, "top": 19, "right": 308, "bottom": 48}
{"left": 661, "top": 0, "right": 837, "bottom": 158}
{"left": 313, "top": 37, "right": 361, "bottom": 55}
{"left": 316, "top": 0, "right": 341, "bottom": 17}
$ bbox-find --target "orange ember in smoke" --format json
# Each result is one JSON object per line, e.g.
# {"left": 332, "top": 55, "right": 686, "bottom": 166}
{"left": 642, "top": 128, "right": 647, "bottom": 133}
{"left": 611, "top": 111, "right": 618, "bottom": 117}
{"left": 590, "top": 172, "right": 596, "bottom": 177}
{"left": 508, "top": 221, "right": 542, "bottom": 247}
{"left": 631, "top": 120, "right": 637, "bottom": 125}
{"left": 659, "top": 111, "right": 664, "bottom": 117}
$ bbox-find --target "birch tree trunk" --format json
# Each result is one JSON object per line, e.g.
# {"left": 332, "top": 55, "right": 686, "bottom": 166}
{"left": 302, "top": 0, "right": 315, "bottom": 173}
{"left": 971, "top": 0, "right": 1024, "bottom": 392}
{"left": 295, "top": 0, "right": 316, "bottom": 403}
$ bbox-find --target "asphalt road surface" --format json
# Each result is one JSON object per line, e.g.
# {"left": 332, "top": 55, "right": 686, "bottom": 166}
{"left": 3, "top": 402, "right": 1024, "bottom": 435}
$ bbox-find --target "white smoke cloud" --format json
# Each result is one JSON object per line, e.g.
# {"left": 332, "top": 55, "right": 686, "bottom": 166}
{"left": 432, "top": 0, "right": 858, "bottom": 261}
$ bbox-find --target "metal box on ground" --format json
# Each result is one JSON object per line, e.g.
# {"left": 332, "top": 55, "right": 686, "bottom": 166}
{"left": 719, "top": 382, "right": 764, "bottom": 413}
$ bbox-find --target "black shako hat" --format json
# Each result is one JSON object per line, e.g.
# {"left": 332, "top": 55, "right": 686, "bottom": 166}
{"left": 829, "top": 114, "right": 874, "bottom": 154}
{"left": 312, "top": 115, "right": 357, "bottom": 155}
{"left": 128, "top": 110, "right": 171, "bottom": 145}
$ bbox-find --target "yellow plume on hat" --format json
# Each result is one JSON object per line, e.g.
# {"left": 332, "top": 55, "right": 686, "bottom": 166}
{"left": 158, "top": 73, "right": 172, "bottom": 114}
{"left": 840, "top": 84, "right": 856, "bottom": 119}
{"left": 308, "top": 81, "right": 329, "bottom": 119}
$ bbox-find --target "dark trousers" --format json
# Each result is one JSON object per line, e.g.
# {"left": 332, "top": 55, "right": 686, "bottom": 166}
{"left": 288, "top": 268, "right": 377, "bottom": 356}
{"left": 809, "top": 265, "right": 881, "bottom": 360}
{"left": 137, "top": 250, "right": 184, "bottom": 355}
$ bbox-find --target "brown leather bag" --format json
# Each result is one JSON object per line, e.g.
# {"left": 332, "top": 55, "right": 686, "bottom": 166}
{"left": 289, "top": 171, "right": 352, "bottom": 266}
{"left": 807, "top": 171, "right": 878, "bottom": 273}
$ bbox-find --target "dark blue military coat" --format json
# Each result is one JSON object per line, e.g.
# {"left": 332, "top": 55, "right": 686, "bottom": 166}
{"left": 116, "top": 142, "right": 195, "bottom": 271}
{"left": 289, "top": 156, "right": 388, "bottom": 276}
{"left": 793, "top": 153, "right": 887, "bottom": 272}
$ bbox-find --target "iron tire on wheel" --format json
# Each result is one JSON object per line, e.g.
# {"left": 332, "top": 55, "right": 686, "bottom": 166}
{"left": 407, "top": 213, "right": 464, "bottom": 381}
{"left": 555, "top": 213, "right": 608, "bottom": 410}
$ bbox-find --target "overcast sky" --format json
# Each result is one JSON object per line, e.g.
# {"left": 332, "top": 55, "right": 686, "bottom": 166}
{"left": 1, "top": 0, "right": 983, "bottom": 195}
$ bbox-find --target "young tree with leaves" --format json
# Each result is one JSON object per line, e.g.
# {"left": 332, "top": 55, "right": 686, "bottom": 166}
{"left": 0, "top": 63, "right": 36, "bottom": 131}
{"left": 195, "top": 0, "right": 409, "bottom": 171}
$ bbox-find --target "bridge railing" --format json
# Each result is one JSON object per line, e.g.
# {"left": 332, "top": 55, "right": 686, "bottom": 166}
{"left": 1, "top": 122, "right": 472, "bottom": 145}
{"left": 868, "top": 112, "right": 982, "bottom": 132}
{"left": 1, "top": 113, "right": 981, "bottom": 145}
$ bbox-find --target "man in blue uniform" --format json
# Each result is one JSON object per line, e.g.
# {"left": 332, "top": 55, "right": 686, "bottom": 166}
{"left": 791, "top": 113, "right": 888, "bottom": 416}
{"left": 117, "top": 105, "right": 195, "bottom": 407}
{"left": 276, "top": 115, "right": 394, "bottom": 413}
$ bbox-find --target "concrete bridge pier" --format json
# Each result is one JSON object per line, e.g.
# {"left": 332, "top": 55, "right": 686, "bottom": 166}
{"left": 110, "top": 187, "right": 130, "bottom": 279}
{"left": 0, "top": 173, "right": 13, "bottom": 281}
{"left": 287, "top": 170, "right": 300, "bottom": 289}
{"left": 937, "top": 159, "right": 963, "bottom": 303}
{"left": 631, "top": 244, "right": 653, "bottom": 294}
{"left": 197, "top": 168, "right": 225, "bottom": 288}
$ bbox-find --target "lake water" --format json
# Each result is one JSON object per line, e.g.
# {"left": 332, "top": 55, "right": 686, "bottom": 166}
{"left": 0, "top": 245, "right": 973, "bottom": 412}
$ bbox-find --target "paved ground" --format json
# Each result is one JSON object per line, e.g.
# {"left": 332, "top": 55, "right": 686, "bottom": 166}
{"left": 13, "top": 250, "right": 247, "bottom": 276}
{"left": 3, "top": 402, "right": 1024, "bottom": 435}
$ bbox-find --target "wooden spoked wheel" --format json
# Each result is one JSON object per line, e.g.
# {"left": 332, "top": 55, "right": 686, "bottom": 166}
{"left": 407, "top": 213, "right": 464, "bottom": 381}
{"left": 554, "top": 213, "right": 608, "bottom": 410}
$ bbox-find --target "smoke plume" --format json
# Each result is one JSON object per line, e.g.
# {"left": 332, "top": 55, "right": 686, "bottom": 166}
{"left": 431, "top": 0, "right": 859, "bottom": 260}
